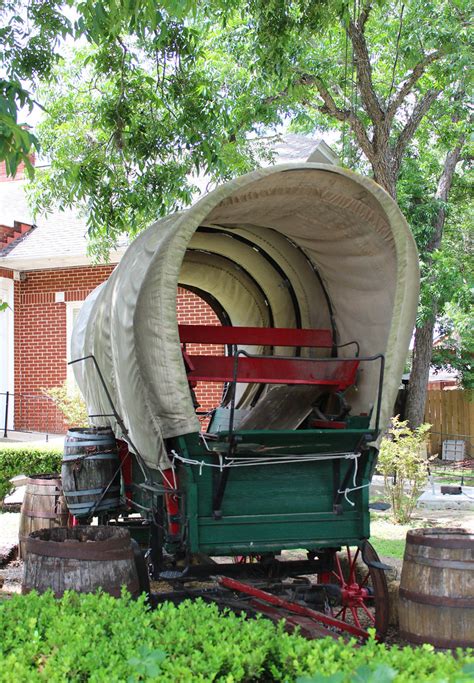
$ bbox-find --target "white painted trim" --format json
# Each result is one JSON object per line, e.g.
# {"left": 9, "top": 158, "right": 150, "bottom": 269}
{"left": 0, "top": 277, "right": 14, "bottom": 429}
{"left": 0, "top": 248, "right": 126, "bottom": 273}
{"left": 66, "top": 300, "right": 84, "bottom": 391}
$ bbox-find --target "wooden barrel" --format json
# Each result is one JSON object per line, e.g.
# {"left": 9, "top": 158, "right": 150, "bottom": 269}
{"left": 399, "top": 528, "right": 474, "bottom": 648}
{"left": 22, "top": 526, "right": 140, "bottom": 597}
{"left": 62, "top": 428, "right": 121, "bottom": 517}
{"left": 19, "top": 474, "right": 69, "bottom": 559}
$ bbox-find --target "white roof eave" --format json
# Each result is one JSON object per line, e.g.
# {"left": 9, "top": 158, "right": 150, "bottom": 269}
{"left": 0, "top": 248, "right": 126, "bottom": 272}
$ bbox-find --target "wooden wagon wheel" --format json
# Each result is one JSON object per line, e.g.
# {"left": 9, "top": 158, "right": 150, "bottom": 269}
{"left": 323, "top": 541, "right": 389, "bottom": 639}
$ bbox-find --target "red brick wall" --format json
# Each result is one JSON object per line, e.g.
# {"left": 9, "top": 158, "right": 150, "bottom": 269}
{"left": 14, "top": 265, "right": 114, "bottom": 432}
{"left": 13, "top": 273, "right": 222, "bottom": 433}
{"left": 176, "top": 287, "right": 224, "bottom": 423}
{"left": 0, "top": 268, "right": 13, "bottom": 278}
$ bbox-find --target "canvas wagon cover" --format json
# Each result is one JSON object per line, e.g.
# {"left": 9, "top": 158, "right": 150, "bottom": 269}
{"left": 72, "top": 164, "right": 419, "bottom": 470}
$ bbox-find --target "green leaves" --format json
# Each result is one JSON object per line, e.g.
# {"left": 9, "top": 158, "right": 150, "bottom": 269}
{"left": 378, "top": 417, "right": 432, "bottom": 524}
{"left": 0, "top": 446, "right": 62, "bottom": 500}
{"left": 127, "top": 646, "right": 167, "bottom": 681}
{"left": 298, "top": 664, "right": 397, "bottom": 683}
{"left": 0, "top": 591, "right": 473, "bottom": 681}
{"left": 0, "top": 80, "right": 38, "bottom": 177}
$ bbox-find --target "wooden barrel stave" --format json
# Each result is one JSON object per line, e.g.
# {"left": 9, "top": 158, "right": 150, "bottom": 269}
{"left": 19, "top": 475, "right": 69, "bottom": 559}
{"left": 22, "top": 526, "right": 140, "bottom": 598}
{"left": 398, "top": 528, "right": 474, "bottom": 648}
{"left": 62, "top": 428, "right": 121, "bottom": 517}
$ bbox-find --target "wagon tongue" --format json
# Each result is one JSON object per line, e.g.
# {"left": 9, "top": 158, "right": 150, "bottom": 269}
{"left": 217, "top": 576, "right": 373, "bottom": 642}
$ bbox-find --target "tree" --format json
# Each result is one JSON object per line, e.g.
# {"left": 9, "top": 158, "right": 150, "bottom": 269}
{"left": 217, "top": 0, "right": 472, "bottom": 425}
{"left": 0, "top": 0, "right": 246, "bottom": 177}
{"left": 5, "top": 0, "right": 472, "bottom": 424}
{"left": 402, "top": 124, "right": 471, "bottom": 423}
{"left": 406, "top": 143, "right": 474, "bottom": 395}
{"left": 5, "top": 1, "right": 334, "bottom": 251}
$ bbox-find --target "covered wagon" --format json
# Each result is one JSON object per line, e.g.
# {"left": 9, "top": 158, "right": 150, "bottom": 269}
{"left": 70, "top": 163, "right": 419, "bottom": 636}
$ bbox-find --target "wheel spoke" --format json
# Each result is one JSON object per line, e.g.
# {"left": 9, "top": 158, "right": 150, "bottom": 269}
{"left": 335, "top": 553, "right": 344, "bottom": 583}
{"left": 360, "top": 601, "right": 376, "bottom": 623}
{"left": 348, "top": 547, "right": 360, "bottom": 583}
{"left": 319, "top": 542, "right": 389, "bottom": 639}
{"left": 350, "top": 606, "right": 361, "bottom": 629}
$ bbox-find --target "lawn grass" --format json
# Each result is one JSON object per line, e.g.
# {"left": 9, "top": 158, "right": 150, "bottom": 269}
{"left": 370, "top": 536, "right": 406, "bottom": 559}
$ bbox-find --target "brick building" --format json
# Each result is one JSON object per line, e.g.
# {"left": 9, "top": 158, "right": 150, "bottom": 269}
{"left": 0, "top": 137, "right": 339, "bottom": 433}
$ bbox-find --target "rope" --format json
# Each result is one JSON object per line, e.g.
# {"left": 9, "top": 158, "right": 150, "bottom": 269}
{"left": 170, "top": 449, "right": 361, "bottom": 470}
{"left": 337, "top": 451, "right": 370, "bottom": 506}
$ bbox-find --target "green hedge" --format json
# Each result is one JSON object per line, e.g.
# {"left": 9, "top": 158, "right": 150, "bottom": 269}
{"left": 0, "top": 447, "right": 62, "bottom": 500}
{"left": 0, "top": 591, "right": 472, "bottom": 682}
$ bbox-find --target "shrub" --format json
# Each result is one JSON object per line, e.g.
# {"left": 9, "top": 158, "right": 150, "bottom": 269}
{"left": 0, "top": 591, "right": 472, "bottom": 682}
{"left": 42, "top": 382, "right": 89, "bottom": 428}
{"left": 0, "top": 446, "right": 62, "bottom": 500}
{"left": 378, "top": 417, "right": 432, "bottom": 524}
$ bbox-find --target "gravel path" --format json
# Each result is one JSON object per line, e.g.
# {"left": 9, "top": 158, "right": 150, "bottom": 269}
{"left": 0, "top": 512, "right": 22, "bottom": 595}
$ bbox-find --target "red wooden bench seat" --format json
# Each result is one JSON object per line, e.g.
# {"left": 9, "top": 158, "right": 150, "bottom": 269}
{"left": 179, "top": 325, "right": 359, "bottom": 392}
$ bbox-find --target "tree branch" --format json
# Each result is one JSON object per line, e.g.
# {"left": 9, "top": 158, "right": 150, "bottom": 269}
{"left": 387, "top": 51, "right": 442, "bottom": 122}
{"left": 312, "top": 75, "right": 375, "bottom": 162}
{"left": 387, "top": 3, "right": 405, "bottom": 100}
{"left": 358, "top": 3, "right": 372, "bottom": 31}
{"left": 263, "top": 71, "right": 375, "bottom": 163}
{"left": 347, "top": 14, "right": 385, "bottom": 125}
{"left": 393, "top": 89, "right": 440, "bottom": 172}
{"left": 428, "top": 132, "right": 466, "bottom": 252}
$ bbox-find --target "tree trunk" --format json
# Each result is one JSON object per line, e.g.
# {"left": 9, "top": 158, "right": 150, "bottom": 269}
{"left": 372, "top": 160, "right": 397, "bottom": 199}
{"left": 404, "top": 136, "right": 465, "bottom": 428}
{"left": 405, "top": 315, "right": 436, "bottom": 428}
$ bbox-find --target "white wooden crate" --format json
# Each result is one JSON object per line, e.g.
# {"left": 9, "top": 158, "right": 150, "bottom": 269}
{"left": 442, "top": 439, "right": 466, "bottom": 461}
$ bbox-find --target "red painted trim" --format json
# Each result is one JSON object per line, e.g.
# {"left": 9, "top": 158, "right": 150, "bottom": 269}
{"left": 162, "top": 468, "right": 180, "bottom": 537}
{"left": 309, "top": 420, "right": 347, "bottom": 429}
{"left": 179, "top": 324, "right": 333, "bottom": 348}
{"left": 185, "top": 355, "right": 359, "bottom": 389}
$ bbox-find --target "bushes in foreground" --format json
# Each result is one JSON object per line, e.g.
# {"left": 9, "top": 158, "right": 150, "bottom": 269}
{"left": 0, "top": 447, "right": 62, "bottom": 500}
{"left": 0, "top": 591, "right": 472, "bottom": 682}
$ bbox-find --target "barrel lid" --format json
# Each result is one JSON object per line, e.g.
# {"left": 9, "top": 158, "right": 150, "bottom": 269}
{"left": 25, "top": 526, "right": 133, "bottom": 561}
{"left": 406, "top": 528, "right": 473, "bottom": 549}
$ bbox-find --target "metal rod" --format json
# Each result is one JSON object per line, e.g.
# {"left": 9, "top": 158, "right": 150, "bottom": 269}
{"left": 3, "top": 390, "right": 9, "bottom": 437}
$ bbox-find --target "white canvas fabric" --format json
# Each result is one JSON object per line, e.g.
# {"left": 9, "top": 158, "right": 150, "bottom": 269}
{"left": 72, "top": 164, "right": 419, "bottom": 470}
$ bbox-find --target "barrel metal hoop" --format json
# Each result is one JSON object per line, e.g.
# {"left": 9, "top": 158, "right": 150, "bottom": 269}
{"left": 64, "top": 486, "right": 120, "bottom": 498}
{"left": 21, "top": 509, "right": 64, "bottom": 520}
{"left": 69, "top": 500, "right": 119, "bottom": 517}
{"left": 67, "top": 498, "right": 120, "bottom": 507}
{"left": 406, "top": 530, "right": 473, "bottom": 550}
{"left": 26, "top": 546, "right": 135, "bottom": 561}
{"left": 403, "top": 552, "right": 473, "bottom": 571}
{"left": 399, "top": 587, "right": 474, "bottom": 608}
{"left": 62, "top": 452, "right": 118, "bottom": 461}
{"left": 25, "top": 536, "right": 134, "bottom": 560}
{"left": 399, "top": 630, "right": 474, "bottom": 649}
{"left": 65, "top": 438, "right": 116, "bottom": 446}
{"left": 66, "top": 500, "right": 121, "bottom": 514}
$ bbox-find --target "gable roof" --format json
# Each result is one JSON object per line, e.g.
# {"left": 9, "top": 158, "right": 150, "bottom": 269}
{"left": 0, "top": 179, "right": 125, "bottom": 270}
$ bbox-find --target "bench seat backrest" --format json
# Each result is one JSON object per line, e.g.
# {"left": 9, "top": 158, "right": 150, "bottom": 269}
{"left": 179, "top": 324, "right": 358, "bottom": 391}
